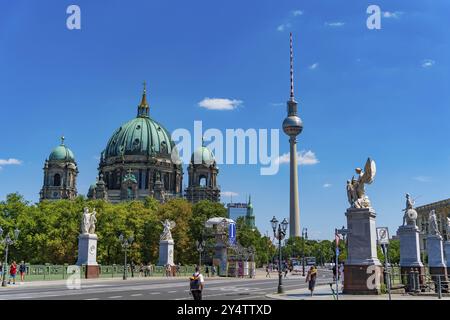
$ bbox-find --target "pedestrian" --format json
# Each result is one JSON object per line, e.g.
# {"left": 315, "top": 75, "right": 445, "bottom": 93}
{"left": 189, "top": 266, "right": 205, "bottom": 301}
{"left": 205, "top": 265, "right": 209, "bottom": 277}
{"left": 284, "top": 264, "right": 288, "bottom": 278}
{"left": 332, "top": 264, "right": 337, "bottom": 281}
{"left": 19, "top": 261, "right": 26, "bottom": 283}
{"left": 8, "top": 261, "right": 17, "bottom": 285}
{"left": 176, "top": 263, "right": 181, "bottom": 276}
{"left": 211, "top": 265, "right": 216, "bottom": 277}
{"left": 306, "top": 265, "right": 318, "bottom": 296}
{"left": 0, "top": 262, "right": 3, "bottom": 278}
{"left": 265, "top": 265, "right": 271, "bottom": 278}
{"left": 339, "top": 263, "right": 344, "bottom": 285}
{"left": 139, "top": 263, "right": 144, "bottom": 277}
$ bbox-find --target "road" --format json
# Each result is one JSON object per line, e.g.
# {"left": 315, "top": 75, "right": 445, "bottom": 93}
{"left": 0, "top": 269, "right": 334, "bottom": 300}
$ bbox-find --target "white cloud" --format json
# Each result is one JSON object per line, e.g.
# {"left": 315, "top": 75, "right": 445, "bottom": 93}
{"left": 275, "top": 150, "right": 319, "bottom": 166}
{"left": 383, "top": 11, "right": 403, "bottom": 19}
{"left": 221, "top": 191, "right": 239, "bottom": 197}
{"left": 309, "top": 63, "right": 319, "bottom": 70}
{"left": 292, "top": 10, "right": 303, "bottom": 16}
{"left": 325, "top": 22, "right": 345, "bottom": 27}
{"left": 323, "top": 183, "right": 332, "bottom": 188}
{"left": 413, "top": 176, "right": 432, "bottom": 183}
{"left": 277, "top": 23, "right": 291, "bottom": 32}
{"left": 422, "top": 59, "right": 435, "bottom": 68}
{"left": 0, "top": 158, "right": 22, "bottom": 170}
{"left": 198, "top": 98, "right": 243, "bottom": 111}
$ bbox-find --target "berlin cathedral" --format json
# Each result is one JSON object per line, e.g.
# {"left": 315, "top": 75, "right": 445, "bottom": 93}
{"left": 39, "top": 84, "right": 221, "bottom": 204}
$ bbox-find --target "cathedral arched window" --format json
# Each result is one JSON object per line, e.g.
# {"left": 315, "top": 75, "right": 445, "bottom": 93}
{"left": 199, "top": 175, "right": 207, "bottom": 187}
{"left": 54, "top": 174, "right": 61, "bottom": 186}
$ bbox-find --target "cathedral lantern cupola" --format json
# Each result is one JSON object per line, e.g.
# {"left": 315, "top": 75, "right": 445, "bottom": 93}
{"left": 40, "top": 136, "right": 78, "bottom": 201}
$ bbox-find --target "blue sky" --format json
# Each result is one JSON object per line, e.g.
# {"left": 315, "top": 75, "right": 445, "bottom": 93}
{"left": 0, "top": 0, "right": 449, "bottom": 241}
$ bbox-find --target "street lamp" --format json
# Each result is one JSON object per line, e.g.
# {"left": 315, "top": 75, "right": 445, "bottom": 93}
{"left": 196, "top": 240, "right": 205, "bottom": 267}
{"left": 270, "top": 216, "right": 288, "bottom": 294}
{"left": 302, "top": 227, "right": 308, "bottom": 276}
{"left": 118, "top": 233, "right": 134, "bottom": 280}
{"left": 0, "top": 227, "right": 20, "bottom": 287}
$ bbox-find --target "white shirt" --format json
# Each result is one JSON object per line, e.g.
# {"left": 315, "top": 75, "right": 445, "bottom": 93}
{"left": 194, "top": 272, "right": 205, "bottom": 283}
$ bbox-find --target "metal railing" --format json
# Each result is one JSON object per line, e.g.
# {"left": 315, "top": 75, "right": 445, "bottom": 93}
{"left": 9, "top": 264, "right": 197, "bottom": 282}
{"left": 388, "top": 266, "right": 449, "bottom": 298}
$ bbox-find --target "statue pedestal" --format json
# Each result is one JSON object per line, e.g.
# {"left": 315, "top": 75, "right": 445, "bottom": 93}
{"left": 398, "top": 225, "right": 425, "bottom": 289}
{"left": 445, "top": 241, "right": 450, "bottom": 276}
{"left": 427, "top": 235, "right": 448, "bottom": 280}
{"left": 343, "top": 207, "right": 382, "bottom": 294}
{"left": 158, "top": 240, "right": 174, "bottom": 266}
{"left": 76, "top": 233, "right": 99, "bottom": 279}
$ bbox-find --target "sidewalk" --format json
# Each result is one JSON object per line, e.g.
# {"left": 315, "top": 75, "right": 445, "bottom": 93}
{"left": 266, "top": 284, "right": 450, "bottom": 300}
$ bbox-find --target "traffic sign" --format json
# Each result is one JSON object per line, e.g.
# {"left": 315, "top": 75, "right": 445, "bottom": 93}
{"left": 376, "top": 227, "right": 390, "bottom": 245}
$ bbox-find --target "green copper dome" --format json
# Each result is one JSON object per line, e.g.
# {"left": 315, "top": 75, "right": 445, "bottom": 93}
{"left": 105, "top": 117, "right": 174, "bottom": 157}
{"left": 49, "top": 138, "right": 75, "bottom": 161}
{"left": 191, "top": 146, "right": 215, "bottom": 165}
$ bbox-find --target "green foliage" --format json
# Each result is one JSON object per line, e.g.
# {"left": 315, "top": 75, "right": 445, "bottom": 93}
{"left": 0, "top": 194, "right": 269, "bottom": 266}
{"left": 235, "top": 217, "right": 276, "bottom": 267}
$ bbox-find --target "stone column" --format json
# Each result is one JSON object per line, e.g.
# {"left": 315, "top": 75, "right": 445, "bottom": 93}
{"left": 343, "top": 207, "right": 382, "bottom": 294}
{"left": 158, "top": 240, "right": 174, "bottom": 266}
{"left": 398, "top": 225, "right": 425, "bottom": 289}
{"left": 427, "top": 234, "right": 448, "bottom": 280}
{"left": 76, "top": 233, "right": 99, "bottom": 278}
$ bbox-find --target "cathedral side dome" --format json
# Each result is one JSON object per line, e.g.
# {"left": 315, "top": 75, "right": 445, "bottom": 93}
{"left": 191, "top": 146, "right": 215, "bottom": 165}
{"left": 49, "top": 137, "right": 75, "bottom": 162}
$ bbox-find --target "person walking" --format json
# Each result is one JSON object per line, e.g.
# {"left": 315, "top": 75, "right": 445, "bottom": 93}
{"left": 19, "top": 261, "right": 26, "bottom": 283}
{"left": 139, "top": 263, "right": 144, "bottom": 277}
{"left": 266, "top": 265, "right": 271, "bottom": 278}
{"left": 205, "top": 265, "right": 209, "bottom": 277}
{"left": 306, "top": 265, "right": 318, "bottom": 296}
{"left": 189, "top": 266, "right": 205, "bottom": 301}
{"left": 211, "top": 265, "right": 216, "bottom": 277}
{"left": 8, "top": 261, "right": 17, "bottom": 285}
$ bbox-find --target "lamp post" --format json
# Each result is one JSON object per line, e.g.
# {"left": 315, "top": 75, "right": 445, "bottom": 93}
{"left": 0, "top": 227, "right": 20, "bottom": 287}
{"left": 335, "top": 226, "right": 349, "bottom": 300}
{"left": 118, "top": 234, "right": 133, "bottom": 280}
{"left": 196, "top": 240, "right": 205, "bottom": 268}
{"left": 270, "top": 216, "right": 288, "bottom": 294}
{"left": 302, "top": 227, "right": 308, "bottom": 276}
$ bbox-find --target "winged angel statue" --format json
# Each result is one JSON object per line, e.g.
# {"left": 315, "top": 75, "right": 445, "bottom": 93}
{"left": 160, "top": 219, "right": 176, "bottom": 241}
{"left": 346, "top": 158, "right": 376, "bottom": 209}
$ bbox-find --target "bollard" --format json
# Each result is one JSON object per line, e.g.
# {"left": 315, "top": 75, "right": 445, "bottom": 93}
{"left": 437, "top": 275, "right": 442, "bottom": 299}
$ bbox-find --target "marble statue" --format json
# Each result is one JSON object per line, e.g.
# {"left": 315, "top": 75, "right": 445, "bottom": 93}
{"left": 446, "top": 217, "right": 450, "bottom": 241}
{"left": 160, "top": 219, "right": 176, "bottom": 241}
{"left": 402, "top": 193, "right": 417, "bottom": 226}
{"left": 89, "top": 208, "right": 97, "bottom": 234}
{"left": 81, "top": 207, "right": 97, "bottom": 235}
{"left": 346, "top": 158, "right": 376, "bottom": 209}
{"left": 428, "top": 210, "right": 440, "bottom": 236}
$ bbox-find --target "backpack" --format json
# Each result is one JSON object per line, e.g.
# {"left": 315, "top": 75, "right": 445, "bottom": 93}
{"left": 189, "top": 273, "right": 201, "bottom": 290}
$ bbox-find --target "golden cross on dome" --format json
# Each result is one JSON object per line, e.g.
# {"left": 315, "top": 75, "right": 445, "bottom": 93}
{"left": 143, "top": 81, "right": 146, "bottom": 94}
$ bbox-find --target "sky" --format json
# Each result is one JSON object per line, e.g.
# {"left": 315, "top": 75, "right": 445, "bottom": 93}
{"left": 0, "top": 0, "right": 449, "bottom": 241}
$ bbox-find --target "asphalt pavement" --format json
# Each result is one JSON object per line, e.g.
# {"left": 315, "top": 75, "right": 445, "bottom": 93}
{"left": 0, "top": 269, "right": 334, "bottom": 300}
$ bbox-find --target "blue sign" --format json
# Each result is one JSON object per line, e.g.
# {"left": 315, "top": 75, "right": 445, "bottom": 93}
{"left": 229, "top": 223, "right": 236, "bottom": 244}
